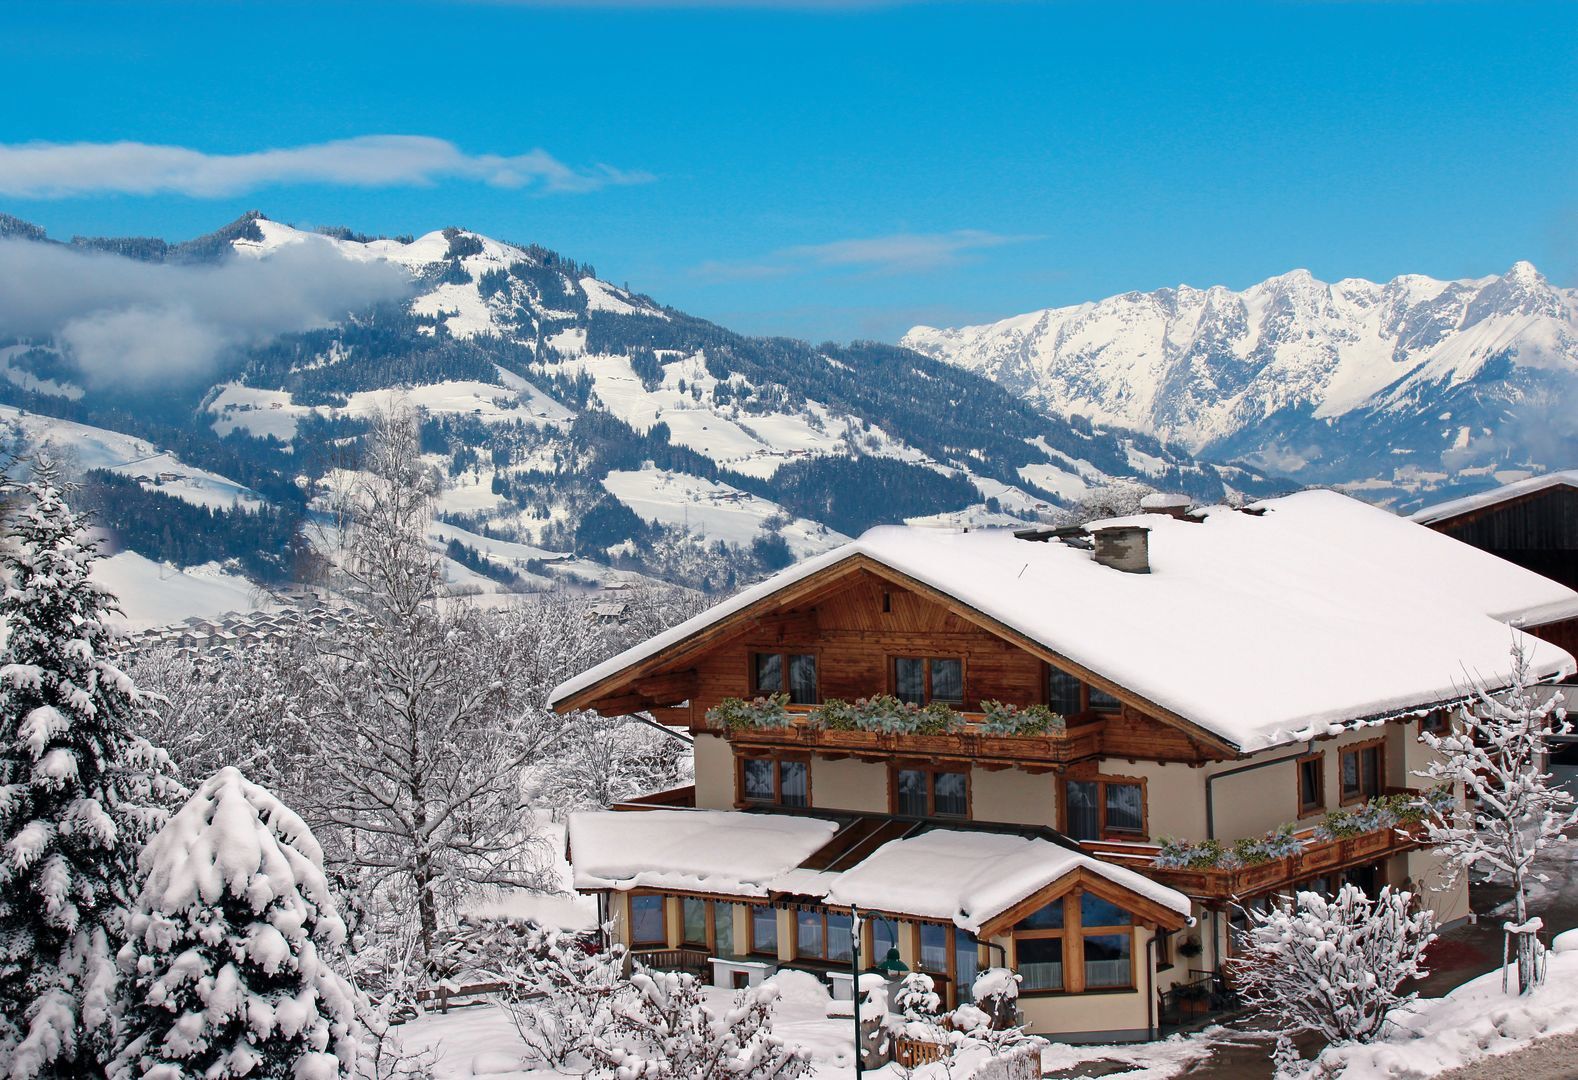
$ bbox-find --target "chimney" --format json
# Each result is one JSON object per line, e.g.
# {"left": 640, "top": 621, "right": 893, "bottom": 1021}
{"left": 1139, "top": 492, "right": 1192, "bottom": 519}
{"left": 1092, "top": 525, "right": 1150, "bottom": 574}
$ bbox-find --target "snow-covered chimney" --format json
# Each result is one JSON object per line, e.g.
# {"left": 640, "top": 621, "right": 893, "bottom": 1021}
{"left": 1091, "top": 526, "right": 1150, "bottom": 574}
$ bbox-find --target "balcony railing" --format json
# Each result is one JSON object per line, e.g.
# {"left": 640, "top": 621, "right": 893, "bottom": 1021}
{"left": 1082, "top": 815, "right": 1430, "bottom": 901}
{"left": 720, "top": 707, "right": 1104, "bottom": 767}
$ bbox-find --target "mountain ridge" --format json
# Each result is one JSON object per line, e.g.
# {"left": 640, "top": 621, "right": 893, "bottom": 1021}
{"left": 902, "top": 263, "right": 1578, "bottom": 508}
{"left": 0, "top": 211, "right": 1277, "bottom": 615}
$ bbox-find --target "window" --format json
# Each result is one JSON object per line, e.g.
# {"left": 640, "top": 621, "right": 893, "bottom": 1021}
{"left": 893, "top": 657, "right": 964, "bottom": 705}
{"left": 1016, "top": 937, "right": 1063, "bottom": 991}
{"left": 916, "top": 923, "right": 949, "bottom": 974}
{"left": 1298, "top": 753, "right": 1325, "bottom": 815}
{"left": 1045, "top": 665, "right": 1123, "bottom": 715}
{"left": 869, "top": 915, "right": 901, "bottom": 966}
{"left": 1011, "top": 890, "right": 1136, "bottom": 993}
{"left": 797, "top": 909, "right": 853, "bottom": 963}
{"left": 682, "top": 897, "right": 708, "bottom": 948}
{"left": 631, "top": 894, "right": 666, "bottom": 947}
{"left": 1087, "top": 685, "right": 1121, "bottom": 713}
{"left": 1048, "top": 668, "right": 1083, "bottom": 714}
{"left": 911, "top": 922, "right": 979, "bottom": 1006}
{"left": 1155, "top": 930, "right": 1174, "bottom": 971}
{"left": 1063, "top": 777, "right": 1146, "bottom": 840}
{"left": 1340, "top": 741, "right": 1384, "bottom": 804}
{"left": 750, "top": 905, "right": 778, "bottom": 956}
{"left": 714, "top": 903, "right": 736, "bottom": 956}
{"left": 954, "top": 930, "right": 980, "bottom": 1002}
{"left": 1420, "top": 711, "right": 1450, "bottom": 737}
{"left": 738, "top": 754, "right": 810, "bottom": 808}
{"left": 892, "top": 765, "right": 969, "bottom": 818}
{"left": 752, "top": 652, "right": 819, "bottom": 705}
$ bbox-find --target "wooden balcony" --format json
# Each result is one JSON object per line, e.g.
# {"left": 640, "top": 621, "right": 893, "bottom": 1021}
{"left": 1082, "top": 818, "right": 1429, "bottom": 903}
{"left": 720, "top": 707, "right": 1105, "bottom": 769}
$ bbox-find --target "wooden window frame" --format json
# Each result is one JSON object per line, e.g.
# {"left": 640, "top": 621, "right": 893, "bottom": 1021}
{"left": 864, "top": 914, "right": 903, "bottom": 967}
{"left": 888, "top": 761, "right": 972, "bottom": 819}
{"left": 736, "top": 751, "right": 812, "bottom": 809}
{"left": 1419, "top": 711, "right": 1451, "bottom": 738}
{"left": 889, "top": 655, "right": 967, "bottom": 706}
{"left": 1011, "top": 889, "right": 1138, "bottom": 996}
{"left": 747, "top": 904, "right": 779, "bottom": 958}
{"left": 1059, "top": 774, "right": 1150, "bottom": 841}
{"left": 793, "top": 907, "right": 854, "bottom": 964}
{"left": 1296, "top": 751, "right": 1326, "bottom": 817}
{"left": 629, "top": 891, "right": 669, "bottom": 949}
{"left": 749, "top": 650, "right": 821, "bottom": 705}
{"left": 1339, "top": 738, "right": 1386, "bottom": 806}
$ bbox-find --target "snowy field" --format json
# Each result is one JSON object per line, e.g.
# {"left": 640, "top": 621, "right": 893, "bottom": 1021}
{"left": 92, "top": 552, "right": 271, "bottom": 629}
{"left": 602, "top": 466, "right": 847, "bottom": 557}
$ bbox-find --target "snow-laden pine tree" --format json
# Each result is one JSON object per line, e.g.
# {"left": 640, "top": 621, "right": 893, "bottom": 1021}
{"left": 0, "top": 463, "right": 181, "bottom": 1079}
{"left": 111, "top": 767, "right": 360, "bottom": 1080}
{"left": 298, "top": 409, "right": 558, "bottom": 967}
{"left": 1416, "top": 643, "right": 1576, "bottom": 994}
{"left": 1230, "top": 883, "right": 1435, "bottom": 1072}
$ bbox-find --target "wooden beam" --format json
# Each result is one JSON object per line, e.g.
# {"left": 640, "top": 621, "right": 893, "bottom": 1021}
{"left": 633, "top": 669, "right": 698, "bottom": 703}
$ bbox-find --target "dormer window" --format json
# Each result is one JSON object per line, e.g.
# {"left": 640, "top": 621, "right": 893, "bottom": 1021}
{"left": 894, "top": 657, "right": 963, "bottom": 705}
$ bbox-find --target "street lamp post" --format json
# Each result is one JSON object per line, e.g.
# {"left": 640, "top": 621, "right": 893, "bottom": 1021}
{"left": 850, "top": 904, "right": 863, "bottom": 1080}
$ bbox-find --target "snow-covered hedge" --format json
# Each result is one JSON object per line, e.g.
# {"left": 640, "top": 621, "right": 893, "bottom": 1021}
{"left": 705, "top": 695, "right": 1065, "bottom": 737}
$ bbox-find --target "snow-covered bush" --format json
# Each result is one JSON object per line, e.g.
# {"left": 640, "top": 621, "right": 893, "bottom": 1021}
{"left": 707, "top": 694, "right": 793, "bottom": 732}
{"left": 480, "top": 920, "right": 628, "bottom": 1069}
{"left": 1415, "top": 644, "right": 1575, "bottom": 995}
{"left": 951, "top": 968, "right": 1037, "bottom": 1056}
{"left": 1229, "top": 883, "right": 1435, "bottom": 1065}
{"left": 111, "top": 766, "right": 361, "bottom": 1080}
{"left": 976, "top": 702, "right": 1064, "bottom": 736}
{"left": 0, "top": 464, "right": 183, "bottom": 1078}
{"left": 592, "top": 969, "right": 812, "bottom": 1080}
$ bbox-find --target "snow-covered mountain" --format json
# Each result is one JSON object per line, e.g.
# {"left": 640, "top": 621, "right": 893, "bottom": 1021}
{"left": 0, "top": 212, "right": 1275, "bottom": 619}
{"left": 903, "top": 263, "right": 1578, "bottom": 508}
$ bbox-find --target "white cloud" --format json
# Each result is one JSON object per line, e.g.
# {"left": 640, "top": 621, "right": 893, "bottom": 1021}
{"left": 694, "top": 229, "right": 1041, "bottom": 281}
{"left": 0, "top": 135, "right": 653, "bottom": 199}
{"left": 0, "top": 238, "right": 414, "bottom": 388}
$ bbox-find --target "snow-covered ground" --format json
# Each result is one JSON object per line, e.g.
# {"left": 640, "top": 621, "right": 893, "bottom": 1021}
{"left": 394, "top": 989, "right": 1223, "bottom": 1080}
{"left": 1314, "top": 929, "right": 1578, "bottom": 1078}
{"left": 601, "top": 466, "right": 847, "bottom": 557}
{"left": 0, "top": 405, "right": 265, "bottom": 511}
{"left": 92, "top": 552, "right": 272, "bottom": 629}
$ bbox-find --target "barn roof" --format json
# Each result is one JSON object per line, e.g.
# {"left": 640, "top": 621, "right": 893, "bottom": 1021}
{"left": 1411, "top": 470, "right": 1578, "bottom": 527}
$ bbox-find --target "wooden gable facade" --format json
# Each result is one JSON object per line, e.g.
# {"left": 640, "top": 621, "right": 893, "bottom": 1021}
{"left": 554, "top": 554, "right": 1232, "bottom": 766}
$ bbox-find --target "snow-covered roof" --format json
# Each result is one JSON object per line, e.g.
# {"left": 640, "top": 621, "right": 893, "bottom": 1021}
{"left": 569, "top": 810, "right": 1192, "bottom": 932}
{"left": 823, "top": 829, "right": 1192, "bottom": 932}
{"left": 569, "top": 809, "right": 838, "bottom": 897}
{"left": 1411, "top": 470, "right": 1578, "bottom": 527}
{"left": 553, "top": 491, "right": 1578, "bottom": 753}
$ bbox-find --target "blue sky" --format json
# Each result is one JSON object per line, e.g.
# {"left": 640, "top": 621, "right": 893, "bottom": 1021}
{"left": 3, "top": 0, "right": 1574, "bottom": 341}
